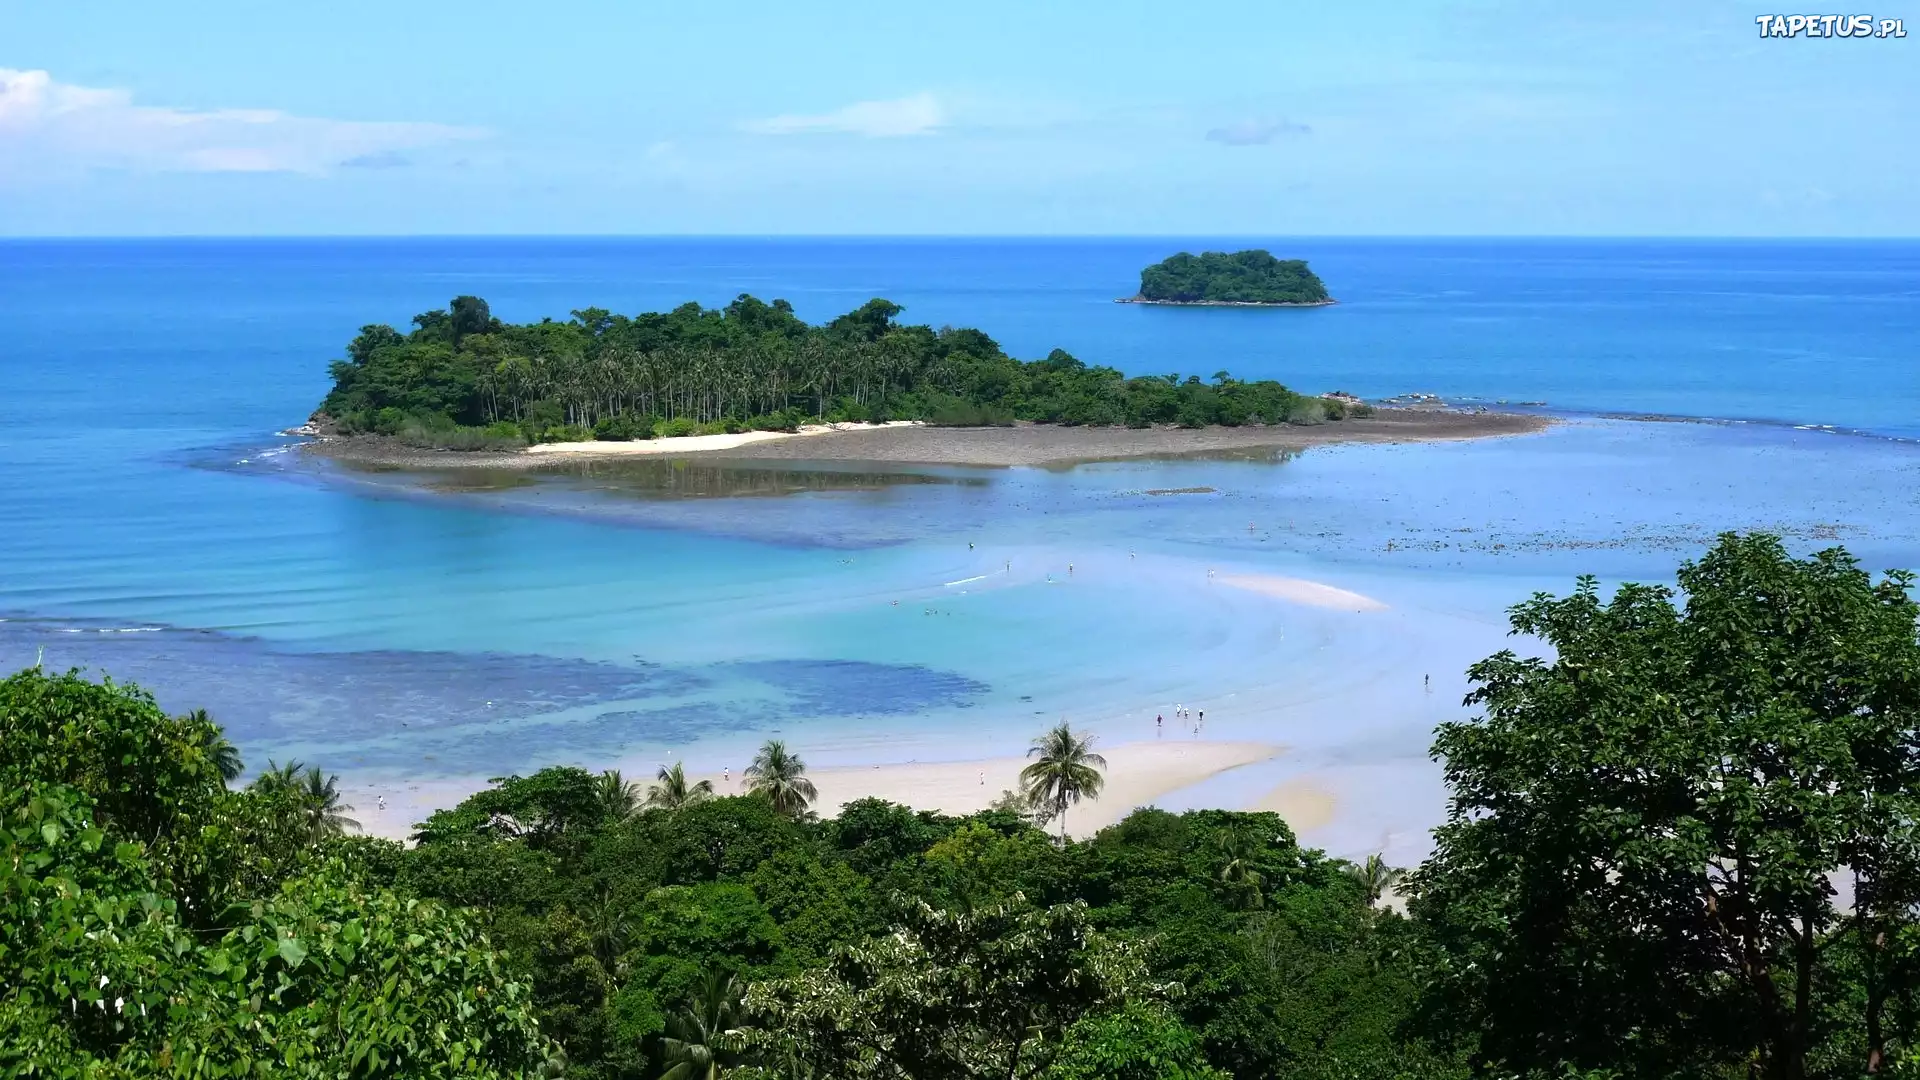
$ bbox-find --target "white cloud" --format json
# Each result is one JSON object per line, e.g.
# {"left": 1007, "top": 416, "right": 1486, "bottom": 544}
{"left": 743, "top": 93, "right": 945, "bottom": 138}
{"left": 1205, "top": 118, "right": 1312, "bottom": 146}
{"left": 0, "top": 68, "right": 486, "bottom": 175}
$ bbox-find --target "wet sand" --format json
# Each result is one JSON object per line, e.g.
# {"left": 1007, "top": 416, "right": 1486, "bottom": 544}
{"left": 304, "top": 410, "right": 1550, "bottom": 472}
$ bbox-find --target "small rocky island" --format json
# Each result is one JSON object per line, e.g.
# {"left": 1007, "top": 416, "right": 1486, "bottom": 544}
{"left": 1120, "top": 249, "right": 1334, "bottom": 306}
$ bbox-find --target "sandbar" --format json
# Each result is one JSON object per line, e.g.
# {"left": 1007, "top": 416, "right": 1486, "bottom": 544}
{"left": 1254, "top": 777, "right": 1339, "bottom": 832}
{"left": 1214, "top": 573, "right": 1388, "bottom": 611}
{"left": 303, "top": 409, "right": 1549, "bottom": 472}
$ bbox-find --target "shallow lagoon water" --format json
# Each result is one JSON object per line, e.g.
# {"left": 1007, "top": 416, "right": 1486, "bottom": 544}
{"left": 2, "top": 238, "right": 1917, "bottom": 860}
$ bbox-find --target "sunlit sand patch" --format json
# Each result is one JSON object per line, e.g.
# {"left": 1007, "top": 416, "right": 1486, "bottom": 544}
{"left": 1254, "top": 778, "right": 1338, "bottom": 832}
{"left": 524, "top": 420, "right": 921, "bottom": 457}
{"left": 1214, "top": 573, "right": 1388, "bottom": 611}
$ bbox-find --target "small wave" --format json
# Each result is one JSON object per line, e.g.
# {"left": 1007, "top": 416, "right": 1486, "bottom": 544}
{"left": 944, "top": 573, "right": 992, "bottom": 587}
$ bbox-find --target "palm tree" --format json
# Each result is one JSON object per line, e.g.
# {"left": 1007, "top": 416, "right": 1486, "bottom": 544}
{"left": 594, "top": 769, "right": 645, "bottom": 821}
{"left": 296, "top": 766, "right": 359, "bottom": 841}
{"left": 187, "top": 710, "right": 243, "bottom": 783}
{"left": 659, "top": 971, "right": 745, "bottom": 1080}
{"left": 1348, "top": 853, "right": 1405, "bottom": 908}
{"left": 646, "top": 763, "right": 714, "bottom": 811}
{"left": 1214, "top": 827, "right": 1267, "bottom": 910}
{"left": 744, "top": 740, "right": 817, "bottom": 819}
{"left": 250, "top": 758, "right": 305, "bottom": 795}
{"left": 251, "top": 760, "right": 358, "bottom": 842}
{"left": 1020, "top": 722, "right": 1107, "bottom": 843}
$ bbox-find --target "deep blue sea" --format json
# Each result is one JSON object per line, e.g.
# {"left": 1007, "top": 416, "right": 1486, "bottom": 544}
{"left": 3, "top": 238, "right": 1916, "bottom": 858}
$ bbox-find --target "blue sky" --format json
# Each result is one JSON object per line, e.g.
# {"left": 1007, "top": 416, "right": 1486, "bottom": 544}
{"left": 1, "top": 1, "right": 1913, "bottom": 235}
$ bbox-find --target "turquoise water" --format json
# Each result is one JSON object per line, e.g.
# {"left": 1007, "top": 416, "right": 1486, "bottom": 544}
{"left": 3, "top": 238, "right": 1917, "bottom": 859}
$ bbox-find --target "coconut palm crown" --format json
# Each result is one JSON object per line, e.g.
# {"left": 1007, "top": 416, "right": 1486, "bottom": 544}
{"left": 659, "top": 971, "right": 745, "bottom": 1080}
{"left": 594, "top": 769, "right": 645, "bottom": 821}
{"left": 1020, "top": 722, "right": 1107, "bottom": 842}
{"left": 188, "top": 709, "right": 244, "bottom": 783}
{"left": 1348, "top": 853, "right": 1405, "bottom": 908}
{"left": 744, "top": 740, "right": 817, "bottom": 819}
{"left": 646, "top": 762, "right": 715, "bottom": 811}
{"left": 252, "top": 759, "right": 359, "bottom": 842}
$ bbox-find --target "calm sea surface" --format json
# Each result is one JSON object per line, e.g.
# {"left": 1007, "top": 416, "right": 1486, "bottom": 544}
{"left": 3, "top": 238, "right": 1916, "bottom": 858}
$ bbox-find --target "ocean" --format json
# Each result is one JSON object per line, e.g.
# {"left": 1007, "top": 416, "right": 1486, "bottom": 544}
{"left": 3, "top": 237, "right": 1916, "bottom": 860}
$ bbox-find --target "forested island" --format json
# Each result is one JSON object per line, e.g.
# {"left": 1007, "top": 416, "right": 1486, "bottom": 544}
{"left": 10, "top": 533, "right": 1920, "bottom": 1077}
{"left": 315, "top": 294, "right": 1364, "bottom": 451}
{"left": 1123, "top": 250, "right": 1333, "bottom": 306}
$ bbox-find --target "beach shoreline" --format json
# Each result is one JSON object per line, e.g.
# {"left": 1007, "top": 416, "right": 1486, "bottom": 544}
{"left": 301, "top": 408, "right": 1550, "bottom": 472}
{"left": 345, "top": 738, "right": 1285, "bottom": 843}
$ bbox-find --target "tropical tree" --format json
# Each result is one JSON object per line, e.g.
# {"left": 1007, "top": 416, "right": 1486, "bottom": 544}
{"left": 744, "top": 741, "right": 817, "bottom": 820}
{"left": 1347, "top": 854, "right": 1403, "bottom": 908}
{"left": 187, "top": 710, "right": 243, "bottom": 783}
{"left": 745, "top": 898, "right": 1156, "bottom": 1080}
{"left": 1214, "top": 827, "right": 1267, "bottom": 910}
{"left": 252, "top": 761, "right": 359, "bottom": 842}
{"left": 595, "top": 768, "right": 645, "bottom": 821}
{"left": 1021, "top": 723, "right": 1107, "bottom": 842}
{"left": 647, "top": 762, "right": 715, "bottom": 811}
{"left": 1410, "top": 533, "right": 1920, "bottom": 1079}
{"left": 296, "top": 766, "right": 359, "bottom": 841}
{"left": 660, "top": 971, "right": 747, "bottom": 1080}
{"left": 251, "top": 759, "right": 306, "bottom": 796}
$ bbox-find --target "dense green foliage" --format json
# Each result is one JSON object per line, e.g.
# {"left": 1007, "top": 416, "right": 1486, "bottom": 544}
{"left": 1411, "top": 533, "right": 1920, "bottom": 1079}
{"left": 10, "top": 532, "right": 1920, "bottom": 1079}
{"left": 1136, "top": 250, "right": 1332, "bottom": 304}
{"left": 0, "top": 669, "right": 558, "bottom": 1077}
{"left": 317, "top": 294, "right": 1363, "bottom": 448}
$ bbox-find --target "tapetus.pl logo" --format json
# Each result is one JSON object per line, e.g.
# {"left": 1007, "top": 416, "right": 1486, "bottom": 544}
{"left": 1755, "top": 14, "right": 1906, "bottom": 36}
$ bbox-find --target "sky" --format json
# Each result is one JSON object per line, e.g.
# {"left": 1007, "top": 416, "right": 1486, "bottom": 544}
{"left": 0, "top": 1, "right": 1914, "bottom": 236}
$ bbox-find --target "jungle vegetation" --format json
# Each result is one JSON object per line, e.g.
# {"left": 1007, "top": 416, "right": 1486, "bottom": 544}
{"left": 1134, "top": 250, "right": 1332, "bottom": 305}
{"left": 316, "top": 294, "right": 1363, "bottom": 449}
{"left": 7, "top": 533, "right": 1920, "bottom": 1078}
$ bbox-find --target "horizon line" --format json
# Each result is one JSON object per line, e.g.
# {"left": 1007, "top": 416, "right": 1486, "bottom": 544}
{"left": 3, "top": 233, "right": 1918, "bottom": 242}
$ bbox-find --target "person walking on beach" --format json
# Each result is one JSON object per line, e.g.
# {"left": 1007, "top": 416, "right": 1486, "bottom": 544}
{"left": 1157, "top": 713, "right": 1163, "bottom": 732}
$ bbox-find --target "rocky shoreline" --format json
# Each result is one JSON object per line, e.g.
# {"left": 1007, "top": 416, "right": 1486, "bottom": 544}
{"left": 1114, "top": 296, "right": 1338, "bottom": 308}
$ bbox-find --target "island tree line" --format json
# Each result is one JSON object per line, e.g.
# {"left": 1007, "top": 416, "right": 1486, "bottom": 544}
{"left": 9, "top": 533, "right": 1920, "bottom": 1078}
{"left": 319, "top": 294, "right": 1365, "bottom": 449}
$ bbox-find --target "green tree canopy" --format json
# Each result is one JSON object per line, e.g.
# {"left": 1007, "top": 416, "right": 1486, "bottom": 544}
{"left": 1136, "top": 250, "right": 1332, "bottom": 304}
{"left": 318, "top": 294, "right": 1365, "bottom": 449}
{"left": 1410, "top": 532, "right": 1920, "bottom": 1079}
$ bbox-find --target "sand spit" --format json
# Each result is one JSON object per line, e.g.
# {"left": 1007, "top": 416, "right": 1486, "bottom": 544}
{"left": 304, "top": 410, "right": 1550, "bottom": 472}
{"left": 1213, "top": 574, "right": 1388, "bottom": 612}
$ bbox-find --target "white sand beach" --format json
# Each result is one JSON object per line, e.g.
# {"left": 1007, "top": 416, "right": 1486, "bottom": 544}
{"left": 1214, "top": 573, "right": 1388, "bottom": 612}
{"left": 348, "top": 738, "right": 1282, "bottom": 842}
{"left": 523, "top": 420, "right": 921, "bottom": 457}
